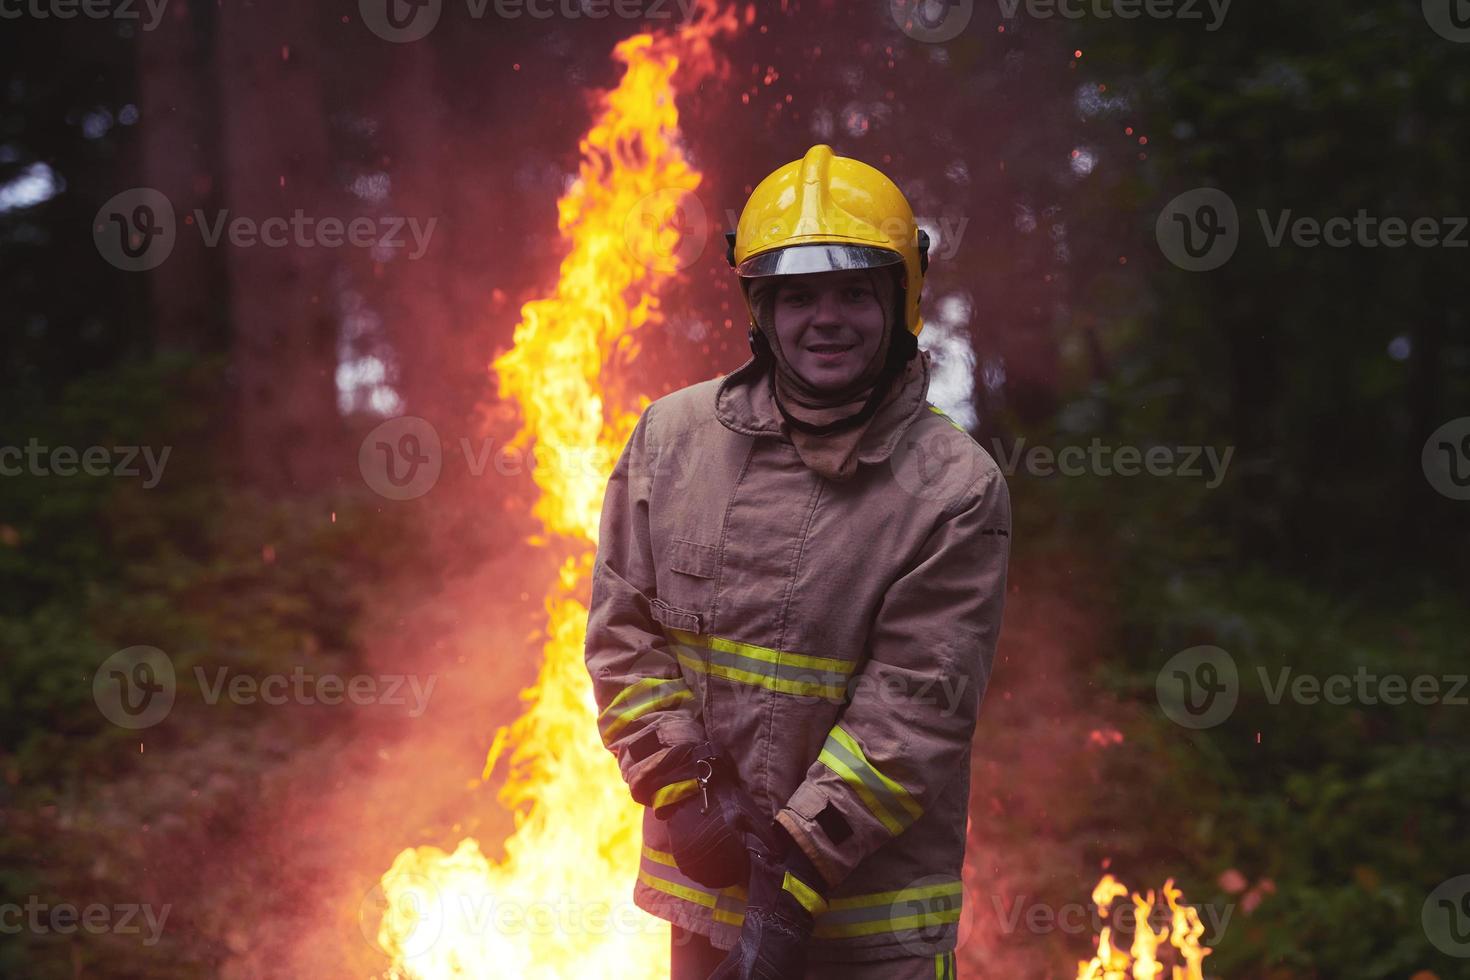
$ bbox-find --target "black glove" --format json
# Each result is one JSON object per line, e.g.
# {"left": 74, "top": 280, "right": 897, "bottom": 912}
{"left": 708, "top": 821, "right": 829, "bottom": 980}
{"left": 650, "top": 741, "right": 773, "bottom": 889}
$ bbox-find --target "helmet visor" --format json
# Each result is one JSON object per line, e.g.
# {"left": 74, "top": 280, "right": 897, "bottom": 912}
{"left": 735, "top": 243, "right": 902, "bottom": 278}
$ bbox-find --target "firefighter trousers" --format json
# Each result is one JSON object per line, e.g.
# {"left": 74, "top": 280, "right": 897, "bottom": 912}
{"left": 670, "top": 924, "right": 958, "bottom": 979}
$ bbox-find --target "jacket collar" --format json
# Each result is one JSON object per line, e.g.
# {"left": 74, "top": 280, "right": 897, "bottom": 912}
{"left": 714, "top": 346, "right": 933, "bottom": 466}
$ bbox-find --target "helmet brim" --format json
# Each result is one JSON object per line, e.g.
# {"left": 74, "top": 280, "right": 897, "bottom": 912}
{"left": 734, "top": 243, "right": 903, "bottom": 278}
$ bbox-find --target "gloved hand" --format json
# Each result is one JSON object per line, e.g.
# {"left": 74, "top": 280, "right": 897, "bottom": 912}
{"left": 649, "top": 741, "right": 773, "bottom": 889}
{"left": 708, "top": 821, "right": 830, "bottom": 980}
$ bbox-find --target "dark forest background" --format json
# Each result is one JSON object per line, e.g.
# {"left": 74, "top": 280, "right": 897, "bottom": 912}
{"left": 1, "top": 0, "right": 1467, "bottom": 977}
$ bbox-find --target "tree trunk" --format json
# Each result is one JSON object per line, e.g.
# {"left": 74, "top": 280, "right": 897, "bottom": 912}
{"left": 218, "top": 2, "right": 343, "bottom": 494}
{"left": 137, "top": 0, "right": 226, "bottom": 354}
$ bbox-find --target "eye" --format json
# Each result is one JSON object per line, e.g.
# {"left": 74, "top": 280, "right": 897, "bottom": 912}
{"left": 843, "top": 285, "right": 873, "bottom": 302}
{"left": 779, "top": 289, "right": 812, "bottom": 306}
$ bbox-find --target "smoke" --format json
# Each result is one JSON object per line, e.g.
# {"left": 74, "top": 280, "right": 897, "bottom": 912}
{"left": 920, "top": 290, "right": 980, "bottom": 431}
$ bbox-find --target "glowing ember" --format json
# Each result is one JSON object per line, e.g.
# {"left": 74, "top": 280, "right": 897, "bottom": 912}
{"left": 369, "top": 4, "right": 736, "bottom": 977}
{"left": 1076, "top": 874, "right": 1212, "bottom": 980}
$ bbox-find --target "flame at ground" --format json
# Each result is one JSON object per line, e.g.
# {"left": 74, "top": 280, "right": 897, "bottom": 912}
{"left": 370, "top": 5, "right": 736, "bottom": 978}
{"left": 1076, "top": 874, "right": 1211, "bottom": 980}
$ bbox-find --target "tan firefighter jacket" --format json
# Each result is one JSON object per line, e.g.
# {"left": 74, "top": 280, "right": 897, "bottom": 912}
{"left": 584, "top": 346, "right": 1011, "bottom": 962}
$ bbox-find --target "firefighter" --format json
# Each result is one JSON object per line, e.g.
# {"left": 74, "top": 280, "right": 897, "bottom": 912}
{"left": 585, "top": 144, "right": 1011, "bottom": 979}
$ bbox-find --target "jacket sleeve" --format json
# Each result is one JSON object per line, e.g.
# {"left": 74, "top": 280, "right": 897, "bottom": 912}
{"left": 774, "top": 465, "right": 1011, "bottom": 890}
{"left": 584, "top": 401, "right": 709, "bottom": 807}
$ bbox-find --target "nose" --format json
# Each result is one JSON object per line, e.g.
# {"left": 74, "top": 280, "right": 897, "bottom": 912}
{"left": 810, "top": 287, "right": 842, "bottom": 327}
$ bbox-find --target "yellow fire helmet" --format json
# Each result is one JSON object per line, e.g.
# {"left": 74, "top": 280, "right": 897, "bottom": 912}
{"left": 725, "top": 144, "right": 931, "bottom": 340}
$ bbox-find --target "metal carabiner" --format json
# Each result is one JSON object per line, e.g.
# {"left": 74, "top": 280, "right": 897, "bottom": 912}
{"left": 695, "top": 757, "right": 715, "bottom": 814}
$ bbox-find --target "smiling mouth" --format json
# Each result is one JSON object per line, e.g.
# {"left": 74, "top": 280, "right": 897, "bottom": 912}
{"left": 808, "top": 344, "right": 853, "bottom": 354}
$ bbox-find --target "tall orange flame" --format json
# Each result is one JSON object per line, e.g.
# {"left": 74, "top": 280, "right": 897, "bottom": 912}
{"left": 370, "top": 5, "right": 736, "bottom": 977}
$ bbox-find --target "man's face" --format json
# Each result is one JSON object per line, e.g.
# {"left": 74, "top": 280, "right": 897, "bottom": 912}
{"left": 770, "top": 269, "right": 888, "bottom": 391}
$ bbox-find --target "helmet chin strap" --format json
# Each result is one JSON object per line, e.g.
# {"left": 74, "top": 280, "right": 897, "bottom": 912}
{"left": 747, "top": 320, "right": 918, "bottom": 437}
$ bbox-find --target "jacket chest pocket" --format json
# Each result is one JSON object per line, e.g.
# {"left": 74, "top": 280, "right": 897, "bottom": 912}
{"left": 657, "top": 537, "right": 719, "bottom": 616}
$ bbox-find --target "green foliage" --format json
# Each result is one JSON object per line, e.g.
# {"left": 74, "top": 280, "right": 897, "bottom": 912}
{"left": 1018, "top": 455, "right": 1470, "bottom": 976}
{"left": 0, "top": 354, "right": 421, "bottom": 975}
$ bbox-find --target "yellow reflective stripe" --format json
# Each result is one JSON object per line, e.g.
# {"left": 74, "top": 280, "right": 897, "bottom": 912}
{"left": 640, "top": 846, "right": 747, "bottom": 926}
{"left": 637, "top": 868, "right": 735, "bottom": 917}
{"left": 641, "top": 845, "right": 960, "bottom": 943}
{"left": 831, "top": 725, "right": 922, "bottom": 822}
{"left": 698, "top": 633, "right": 853, "bottom": 675}
{"left": 812, "top": 903, "right": 961, "bottom": 939}
{"left": 597, "top": 676, "right": 693, "bottom": 742}
{"left": 927, "top": 404, "right": 965, "bottom": 432}
{"left": 824, "top": 880, "right": 960, "bottom": 911}
{"left": 818, "top": 747, "right": 905, "bottom": 834}
{"left": 652, "top": 779, "right": 699, "bottom": 811}
{"left": 676, "top": 651, "right": 849, "bottom": 700}
{"left": 818, "top": 726, "right": 923, "bottom": 835}
{"left": 642, "top": 845, "right": 750, "bottom": 899}
{"left": 781, "top": 872, "right": 828, "bottom": 917}
{"left": 935, "top": 950, "right": 956, "bottom": 979}
{"left": 664, "top": 627, "right": 855, "bottom": 700}
{"left": 809, "top": 878, "right": 963, "bottom": 939}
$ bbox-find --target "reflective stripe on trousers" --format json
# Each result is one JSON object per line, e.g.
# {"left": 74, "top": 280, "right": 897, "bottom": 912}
{"left": 671, "top": 924, "right": 958, "bottom": 979}
{"left": 641, "top": 845, "right": 962, "bottom": 941}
